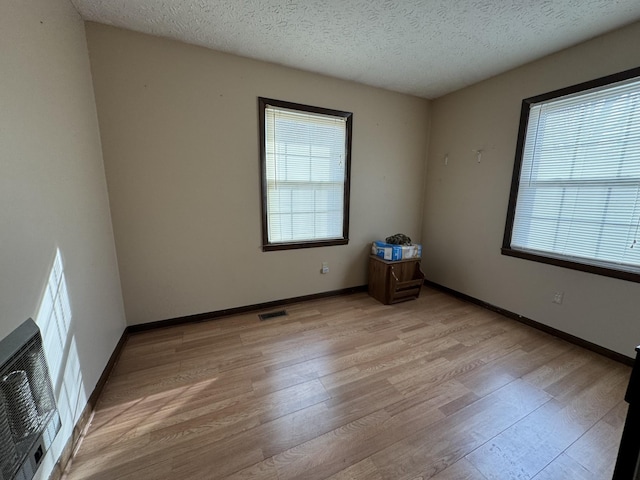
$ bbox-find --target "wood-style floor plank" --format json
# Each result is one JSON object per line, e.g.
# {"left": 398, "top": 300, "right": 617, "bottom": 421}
{"left": 62, "top": 288, "right": 631, "bottom": 480}
{"left": 430, "top": 458, "right": 488, "bottom": 480}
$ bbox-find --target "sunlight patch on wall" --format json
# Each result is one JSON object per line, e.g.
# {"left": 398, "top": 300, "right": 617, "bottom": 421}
{"left": 34, "top": 249, "right": 86, "bottom": 473}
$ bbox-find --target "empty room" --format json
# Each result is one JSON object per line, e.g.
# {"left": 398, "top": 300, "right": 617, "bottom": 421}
{"left": 3, "top": 1, "right": 640, "bottom": 479}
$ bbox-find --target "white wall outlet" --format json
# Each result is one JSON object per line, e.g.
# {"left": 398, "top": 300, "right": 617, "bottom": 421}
{"left": 552, "top": 291, "right": 564, "bottom": 304}
{"left": 321, "top": 262, "right": 329, "bottom": 274}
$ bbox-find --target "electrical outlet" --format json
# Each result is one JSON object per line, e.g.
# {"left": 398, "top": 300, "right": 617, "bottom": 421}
{"left": 321, "top": 262, "right": 329, "bottom": 274}
{"left": 552, "top": 291, "right": 564, "bottom": 304}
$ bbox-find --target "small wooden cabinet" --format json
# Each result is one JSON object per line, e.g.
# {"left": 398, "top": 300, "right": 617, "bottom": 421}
{"left": 368, "top": 255, "right": 424, "bottom": 305}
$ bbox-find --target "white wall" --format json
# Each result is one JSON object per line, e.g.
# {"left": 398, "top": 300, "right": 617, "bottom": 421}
{"left": 85, "top": 23, "right": 430, "bottom": 325}
{"left": 423, "top": 21, "right": 640, "bottom": 357}
{"left": 0, "top": 1, "right": 126, "bottom": 478}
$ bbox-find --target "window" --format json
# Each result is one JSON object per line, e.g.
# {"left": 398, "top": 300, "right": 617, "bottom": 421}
{"left": 259, "top": 97, "right": 352, "bottom": 251}
{"left": 503, "top": 67, "right": 640, "bottom": 282}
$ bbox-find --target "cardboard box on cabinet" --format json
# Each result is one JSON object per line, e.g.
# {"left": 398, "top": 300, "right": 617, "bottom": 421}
{"left": 371, "top": 241, "right": 422, "bottom": 261}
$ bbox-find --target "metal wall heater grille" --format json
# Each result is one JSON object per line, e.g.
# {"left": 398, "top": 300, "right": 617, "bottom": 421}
{"left": 0, "top": 319, "right": 60, "bottom": 480}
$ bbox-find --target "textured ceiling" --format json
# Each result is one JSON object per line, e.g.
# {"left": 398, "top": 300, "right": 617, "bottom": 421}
{"left": 71, "top": 0, "right": 640, "bottom": 99}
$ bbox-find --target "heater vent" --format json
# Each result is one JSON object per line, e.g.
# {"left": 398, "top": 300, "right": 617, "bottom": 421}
{"left": 258, "top": 310, "right": 287, "bottom": 321}
{"left": 0, "top": 319, "right": 60, "bottom": 480}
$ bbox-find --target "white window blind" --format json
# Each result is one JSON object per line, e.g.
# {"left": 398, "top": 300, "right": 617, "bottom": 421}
{"left": 264, "top": 104, "right": 348, "bottom": 244}
{"left": 511, "top": 75, "right": 640, "bottom": 273}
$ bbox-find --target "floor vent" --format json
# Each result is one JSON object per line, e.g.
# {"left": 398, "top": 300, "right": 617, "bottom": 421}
{"left": 259, "top": 310, "right": 287, "bottom": 321}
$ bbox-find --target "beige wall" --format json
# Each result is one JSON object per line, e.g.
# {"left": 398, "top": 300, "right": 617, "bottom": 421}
{"left": 424, "top": 21, "right": 640, "bottom": 357}
{"left": 85, "top": 23, "right": 430, "bottom": 325}
{"left": 0, "top": 1, "right": 126, "bottom": 478}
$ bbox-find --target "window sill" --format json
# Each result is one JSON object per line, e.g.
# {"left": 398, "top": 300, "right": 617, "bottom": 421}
{"left": 263, "top": 238, "right": 349, "bottom": 251}
{"left": 501, "top": 247, "right": 640, "bottom": 284}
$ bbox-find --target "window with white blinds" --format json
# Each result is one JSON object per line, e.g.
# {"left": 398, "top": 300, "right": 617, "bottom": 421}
{"left": 259, "top": 98, "right": 352, "bottom": 251}
{"left": 503, "top": 67, "right": 640, "bottom": 281}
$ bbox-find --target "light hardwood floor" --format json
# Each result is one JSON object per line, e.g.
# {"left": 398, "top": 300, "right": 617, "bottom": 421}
{"left": 62, "top": 287, "right": 631, "bottom": 479}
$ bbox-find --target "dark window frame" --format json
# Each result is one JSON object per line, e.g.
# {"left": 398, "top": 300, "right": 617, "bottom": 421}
{"left": 502, "top": 66, "right": 640, "bottom": 283}
{"left": 259, "top": 97, "right": 353, "bottom": 252}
